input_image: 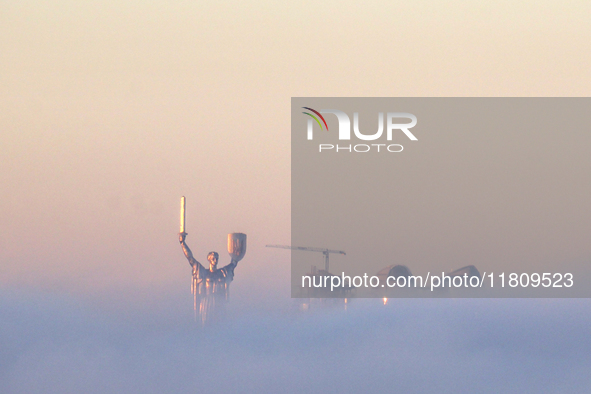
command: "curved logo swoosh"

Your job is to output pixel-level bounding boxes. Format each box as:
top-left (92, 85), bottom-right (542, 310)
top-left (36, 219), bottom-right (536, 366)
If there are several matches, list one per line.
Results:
top-left (302, 107), bottom-right (329, 131)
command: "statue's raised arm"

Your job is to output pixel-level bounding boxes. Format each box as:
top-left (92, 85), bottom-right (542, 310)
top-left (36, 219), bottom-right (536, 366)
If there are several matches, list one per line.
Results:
top-left (179, 233), bottom-right (205, 273)
top-left (217, 258), bottom-right (238, 280)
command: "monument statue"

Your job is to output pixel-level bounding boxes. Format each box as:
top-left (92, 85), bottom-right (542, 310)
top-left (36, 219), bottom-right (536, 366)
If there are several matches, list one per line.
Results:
top-left (178, 196), bottom-right (246, 325)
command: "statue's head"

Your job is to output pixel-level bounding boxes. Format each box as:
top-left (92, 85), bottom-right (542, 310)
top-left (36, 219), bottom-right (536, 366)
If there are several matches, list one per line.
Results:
top-left (207, 252), bottom-right (219, 271)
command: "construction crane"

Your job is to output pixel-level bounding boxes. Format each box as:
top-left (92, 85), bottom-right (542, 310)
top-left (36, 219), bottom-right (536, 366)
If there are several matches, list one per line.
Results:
top-left (266, 245), bottom-right (346, 273)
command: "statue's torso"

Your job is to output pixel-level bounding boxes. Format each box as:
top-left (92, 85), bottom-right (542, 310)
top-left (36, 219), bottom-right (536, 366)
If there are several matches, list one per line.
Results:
top-left (193, 264), bottom-right (235, 293)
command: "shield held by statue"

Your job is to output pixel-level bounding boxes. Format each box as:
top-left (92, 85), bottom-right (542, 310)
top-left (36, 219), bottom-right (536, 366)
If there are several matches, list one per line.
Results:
top-left (228, 233), bottom-right (247, 262)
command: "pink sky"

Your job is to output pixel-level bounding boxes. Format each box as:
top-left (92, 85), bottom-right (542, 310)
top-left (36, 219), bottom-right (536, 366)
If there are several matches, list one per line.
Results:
top-left (1, 0), bottom-right (590, 299)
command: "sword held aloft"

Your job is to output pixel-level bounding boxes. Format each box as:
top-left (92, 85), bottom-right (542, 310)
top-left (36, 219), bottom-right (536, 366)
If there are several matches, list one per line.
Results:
top-left (180, 196), bottom-right (186, 234)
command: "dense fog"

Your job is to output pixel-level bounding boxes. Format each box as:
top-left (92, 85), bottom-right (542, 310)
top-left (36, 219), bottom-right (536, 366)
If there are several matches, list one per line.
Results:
top-left (2, 286), bottom-right (589, 394)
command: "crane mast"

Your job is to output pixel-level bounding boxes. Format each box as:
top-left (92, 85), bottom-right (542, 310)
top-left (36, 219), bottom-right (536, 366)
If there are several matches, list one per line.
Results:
top-left (266, 244), bottom-right (346, 273)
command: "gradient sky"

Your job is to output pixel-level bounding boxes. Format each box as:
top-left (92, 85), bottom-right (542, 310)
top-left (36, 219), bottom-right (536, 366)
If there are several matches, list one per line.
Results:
top-left (1, 2), bottom-right (591, 391)
top-left (2, 0), bottom-right (590, 298)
